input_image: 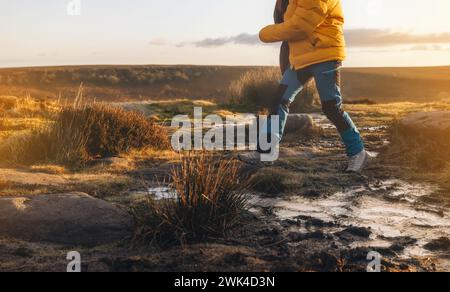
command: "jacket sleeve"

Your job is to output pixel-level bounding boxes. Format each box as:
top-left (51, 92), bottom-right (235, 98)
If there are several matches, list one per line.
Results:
top-left (260, 0), bottom-right (330, 43)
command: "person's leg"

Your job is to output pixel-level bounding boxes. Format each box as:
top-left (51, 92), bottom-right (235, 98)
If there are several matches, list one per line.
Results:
top-left (312, 61), bottom-right (364, 157)
top-left (242, 67), bottom-right (312, 162)
top-left (262, 67), bottom-right (311, 145)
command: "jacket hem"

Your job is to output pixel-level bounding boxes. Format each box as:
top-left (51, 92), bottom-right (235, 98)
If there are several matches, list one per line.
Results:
top-left (290, 47), bottom-right (346, 70)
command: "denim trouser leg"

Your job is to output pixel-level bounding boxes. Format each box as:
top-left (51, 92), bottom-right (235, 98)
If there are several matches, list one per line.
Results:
top-left (312, 61), bottom-right (364, 157)
top-left (262, 67), bottom-right (304, 143)
top-left (262, 61), bottom-right (364, 157)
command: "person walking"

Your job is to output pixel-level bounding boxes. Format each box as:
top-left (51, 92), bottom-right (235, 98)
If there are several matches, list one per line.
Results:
top-left (241, 0), bottom-right (370, 173)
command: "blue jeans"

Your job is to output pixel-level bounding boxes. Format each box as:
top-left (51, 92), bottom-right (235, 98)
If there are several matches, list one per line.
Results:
top-left (263, 61), bottom-right (364, 157)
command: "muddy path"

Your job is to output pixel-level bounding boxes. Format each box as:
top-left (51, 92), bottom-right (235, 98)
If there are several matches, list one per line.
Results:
top-left (0, 112), bottom-right (448, 272)
top-left (116, 114), bottom-right (448, 272)
top-left (244, 114), bottom-right (450, 271)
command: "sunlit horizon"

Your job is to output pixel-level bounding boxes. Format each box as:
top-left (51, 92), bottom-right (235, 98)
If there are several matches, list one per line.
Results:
top-left (2, 0), bottom-right (450, 68)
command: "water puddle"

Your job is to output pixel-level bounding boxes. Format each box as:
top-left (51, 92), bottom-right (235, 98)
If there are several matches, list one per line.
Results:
top-left (128, 187), bottom-right (178, 201)
top-left (366, 151), bottom-right (379, 158)
top-left (251, 179), bottom-right (450, 261)
top-left (147, 187), bottom-right (178, 200)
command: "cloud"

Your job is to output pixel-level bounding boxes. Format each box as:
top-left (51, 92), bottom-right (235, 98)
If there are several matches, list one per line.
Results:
top-left (349, 44), bottom-right (450, 54)
top-left (151, 29), bottom-right (450, 49)
top-left (345, 29), bottom-right (450, 47)
top-left (402, 44), bottom-right (450, 52)
top-left (191, 33), bottom-right (261, 48)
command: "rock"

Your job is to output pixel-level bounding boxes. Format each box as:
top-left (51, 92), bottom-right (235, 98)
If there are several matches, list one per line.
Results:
top-left (400, 111), bottom-right (450, 131)
top-left (424, 237), bottom-right (450, 252)
top-left (284, 114), bottom-right (316, 135)
top-left (0, 193), bottom-right (133, 247)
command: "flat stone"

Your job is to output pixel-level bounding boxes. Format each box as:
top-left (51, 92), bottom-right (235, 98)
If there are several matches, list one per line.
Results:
top-left (0, 193), bottom-right (133, 247)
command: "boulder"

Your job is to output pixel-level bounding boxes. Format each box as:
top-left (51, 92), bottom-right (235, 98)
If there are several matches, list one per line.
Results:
top-left (0, 193), bottom-right (133, 247)
top-left (284, 114), bottom-right (316, 135)
top-left (400, 111), bottom-right (450, 131)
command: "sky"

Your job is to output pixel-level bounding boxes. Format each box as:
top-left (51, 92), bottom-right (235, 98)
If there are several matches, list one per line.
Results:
top-left (1, 0), bottom-right (450, 68)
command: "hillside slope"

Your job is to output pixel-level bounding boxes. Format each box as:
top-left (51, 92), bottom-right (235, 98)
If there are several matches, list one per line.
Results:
top-left (1, 65), bottom-right (449, 103)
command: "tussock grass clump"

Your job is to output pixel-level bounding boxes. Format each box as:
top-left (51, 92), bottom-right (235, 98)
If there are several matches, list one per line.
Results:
top-left (228, 68), bottom-right (320, 112)
top-left (382, 121), bottom-right (450, 171)
top-left (250, 167), bottom-right (303, 195)
top-left (382, 120), bottom-right (450, 198)
top-left (0, 104), bottom-right (170, 167)
top-left (59, 104), bottom-right (170, 158)
top-left (134, 153), bottom-right (249, 245)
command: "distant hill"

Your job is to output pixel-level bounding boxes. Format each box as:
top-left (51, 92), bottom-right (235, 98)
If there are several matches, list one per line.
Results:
top-left (1, 65), bottom-right (449, 103)
top-left (342, 66), bottom-right (450, 102)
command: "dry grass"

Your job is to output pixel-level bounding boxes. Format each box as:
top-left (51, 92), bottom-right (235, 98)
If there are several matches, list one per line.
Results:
top-left (0, 95), bottom-right (59, 119)
top-left (0, 118), bottom-right (49, 132)
top-left (250, 167), bottom-right (304, 195)
top-left (133, 153), bottom-right (249, 245)
top-left (29, 165), bottom-right (67, 175)
top-left (228, 68), bottom-right (320, 112)
top-left (0, 96), bottom-right (18, 111)
top-left (0, 103), bottom-right (170, 167)
top-left (379, 117), bottom-right (450, 195)
top-left (0, 179), bottom-right (9, 191)
top-left (0, 95), bottom-right (59, 142)
top-left (382, 121), bottom-right (450, 171)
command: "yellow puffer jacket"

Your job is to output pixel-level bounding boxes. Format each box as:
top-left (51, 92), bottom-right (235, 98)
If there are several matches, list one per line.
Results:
top-left (260, 0), bottom-right (346, 70)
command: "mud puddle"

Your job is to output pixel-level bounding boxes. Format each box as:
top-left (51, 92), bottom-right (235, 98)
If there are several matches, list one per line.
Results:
top-left (250, 179), bottom-right (450, 265)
